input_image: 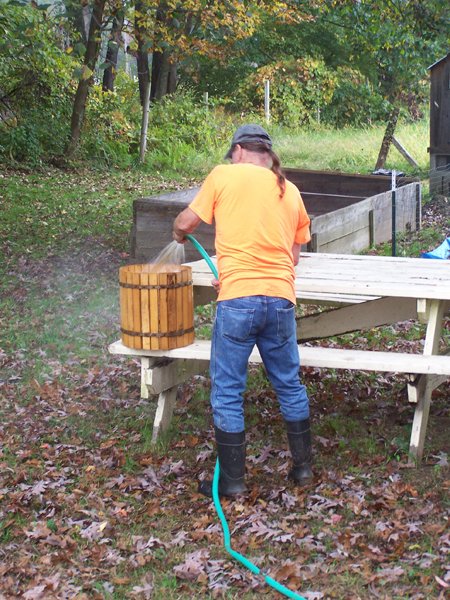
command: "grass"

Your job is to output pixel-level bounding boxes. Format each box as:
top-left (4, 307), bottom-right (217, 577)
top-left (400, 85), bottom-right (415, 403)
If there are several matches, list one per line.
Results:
top-left (0, 169), bottom-right (189, 258)
top-left (0, 119), bottom-right (448, 599)
top-left (274, 118), bottom-right (429, 176)
top-left (375, 224), bottom-right (447, 258)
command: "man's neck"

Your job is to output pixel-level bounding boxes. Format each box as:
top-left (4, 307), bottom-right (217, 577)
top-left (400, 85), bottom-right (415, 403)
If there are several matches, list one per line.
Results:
top-left (239, 150), bottom-right (270, 168)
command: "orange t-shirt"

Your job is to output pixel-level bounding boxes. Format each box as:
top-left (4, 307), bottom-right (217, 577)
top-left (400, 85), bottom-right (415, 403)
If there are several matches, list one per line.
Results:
top-left (189, 163), bottom-right (311, 303)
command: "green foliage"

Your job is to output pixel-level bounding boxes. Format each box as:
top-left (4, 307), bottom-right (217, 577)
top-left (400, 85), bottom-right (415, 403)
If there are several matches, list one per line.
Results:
top-left (321, 67), bottom-right (391, 128)
top-left (1, 0), bottom-right (445, 167)
top-left (184, 0), bottom-right (444, 128)
top-left (149, 89), bottom-right (232, 149)
top-left (0, 3), bottom-right (76, 164)
top-left (80, 85), bottom-right (236, 172)
top-left (80, 73), bottom-right (142, 168)
top-left (321, 0), bottom-right (449, 103)
top-left (235, 57), bottom-right (336, 126)
top-left (144, 89), bottom-right (234, 174)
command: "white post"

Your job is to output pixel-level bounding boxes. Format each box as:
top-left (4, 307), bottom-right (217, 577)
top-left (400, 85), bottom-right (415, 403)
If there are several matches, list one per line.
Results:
top-left (139, 79), bottom-right (151, 163)
top-left (264, 80), bottom-right (270, 123)
top-left (391, 169), bottom-right (397, 191)
top-left (203, 91), bottom-right (209, 109)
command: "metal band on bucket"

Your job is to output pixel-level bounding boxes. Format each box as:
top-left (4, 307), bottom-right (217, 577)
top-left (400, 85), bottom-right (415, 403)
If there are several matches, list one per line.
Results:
top-left (119, 280), bottom-right (192, 290)
top-left (120, 326), bottom-right (194, 339)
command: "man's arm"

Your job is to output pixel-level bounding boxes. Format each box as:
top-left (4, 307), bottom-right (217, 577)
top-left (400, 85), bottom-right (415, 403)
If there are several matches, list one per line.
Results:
top-left (173, 207), bottom-right (202, 243)
top-left (292, 242), bottom-right (301, 266)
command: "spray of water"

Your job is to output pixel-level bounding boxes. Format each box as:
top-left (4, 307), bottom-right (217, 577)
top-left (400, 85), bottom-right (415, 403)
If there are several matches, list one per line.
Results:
top-left (141, 240), bottom-right (186, 273)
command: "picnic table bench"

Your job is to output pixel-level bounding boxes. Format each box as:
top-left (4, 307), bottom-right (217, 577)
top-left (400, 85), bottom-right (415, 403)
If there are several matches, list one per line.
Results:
top-left (109, 253), bottom-right (450, 464)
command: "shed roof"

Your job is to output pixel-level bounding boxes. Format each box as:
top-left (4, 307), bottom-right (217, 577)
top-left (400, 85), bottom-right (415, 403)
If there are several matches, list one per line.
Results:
top-left (428, 53), bottom-right (450, 70)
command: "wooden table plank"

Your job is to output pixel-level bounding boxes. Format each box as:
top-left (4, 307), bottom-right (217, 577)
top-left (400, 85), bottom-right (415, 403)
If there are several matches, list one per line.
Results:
top-left (186, 254), bottom-right (450, 301)
top-left (109, 340), bottom-right (450, 376)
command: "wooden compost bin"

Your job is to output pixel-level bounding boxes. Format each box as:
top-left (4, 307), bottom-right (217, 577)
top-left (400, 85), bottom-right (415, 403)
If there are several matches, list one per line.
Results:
top-left (119, 263), bottom-right (194, 350)
top-left (130, 168), bottom-right (421, 262)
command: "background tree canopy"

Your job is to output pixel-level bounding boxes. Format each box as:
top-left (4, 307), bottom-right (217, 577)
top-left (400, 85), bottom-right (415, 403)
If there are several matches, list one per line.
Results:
top-left (0, 0), bottom-right (448, 166)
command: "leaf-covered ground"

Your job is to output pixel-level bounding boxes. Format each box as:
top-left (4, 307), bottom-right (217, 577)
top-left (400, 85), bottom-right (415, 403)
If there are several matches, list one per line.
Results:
top-left (0, 182), bottom-right (449, 599)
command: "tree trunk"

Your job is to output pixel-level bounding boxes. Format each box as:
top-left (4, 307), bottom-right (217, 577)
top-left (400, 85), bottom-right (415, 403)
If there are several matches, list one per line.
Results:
top-left (155, 53), bottom-right (170, 100)
top-left (65, 0), bottom-right (91, 45)
top-left (150, 50), bottom-right (163, 101)
top-left (149, 3), bottom-right (178, 102)
top-left (168, 60), bottom-right (177, 94)
top-left (66, 0), bottom-right (106, 158)
top-left (135, 0), bottom-right (150, 106)
top-left (374, 106), bottom-right (400, 170)
top-left (150, 50), bottom-right (177, 101)
top-left (102, 11), bottom-right (124, 92)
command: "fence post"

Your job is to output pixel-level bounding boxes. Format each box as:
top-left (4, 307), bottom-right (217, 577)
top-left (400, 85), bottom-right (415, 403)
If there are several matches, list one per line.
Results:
top-left (415, 182), bottom-right (421, 232)
top-left (391, 170), bottom-right (397, 256)
top-left (264, 80), bottom-right (270, 123)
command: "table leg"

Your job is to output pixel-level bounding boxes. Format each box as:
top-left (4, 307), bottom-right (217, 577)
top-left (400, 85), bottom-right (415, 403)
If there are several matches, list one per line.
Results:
top-left (407, 300), bottom-right (448, 463)
top-left (151, 386), bottom-right (178, 443)
top-left (138, 357), bottom-right (208, 443)
top-left (140, 357), bottom-right (178, 443)
top-left (140, 357), bottom-right (156, 399)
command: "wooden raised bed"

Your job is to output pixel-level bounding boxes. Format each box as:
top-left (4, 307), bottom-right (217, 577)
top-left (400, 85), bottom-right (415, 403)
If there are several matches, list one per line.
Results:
top-left (131, 168), bottom-right (421, 262)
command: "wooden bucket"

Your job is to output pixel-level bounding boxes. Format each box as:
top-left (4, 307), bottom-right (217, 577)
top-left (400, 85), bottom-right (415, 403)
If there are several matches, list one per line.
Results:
top-left (119, 264), bottom-right (195, 350)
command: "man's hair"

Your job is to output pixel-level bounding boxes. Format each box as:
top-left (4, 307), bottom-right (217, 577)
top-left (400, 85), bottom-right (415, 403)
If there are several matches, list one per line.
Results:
top-left (235, 141), bottom-right (286, 199)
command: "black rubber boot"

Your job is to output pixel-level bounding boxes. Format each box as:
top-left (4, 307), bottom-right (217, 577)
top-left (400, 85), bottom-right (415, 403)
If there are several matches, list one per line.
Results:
top-left (285, 418), bottom-right (313, 485)
top-left (198, 427), bottom-right (247, 498)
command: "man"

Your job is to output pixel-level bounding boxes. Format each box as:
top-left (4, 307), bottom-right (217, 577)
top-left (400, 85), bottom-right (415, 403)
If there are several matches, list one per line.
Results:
top-left (173, 124), bottom-right (313, 498)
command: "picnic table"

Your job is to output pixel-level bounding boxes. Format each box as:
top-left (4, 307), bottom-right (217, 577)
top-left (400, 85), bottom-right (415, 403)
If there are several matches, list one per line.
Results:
top-left (109, 253), bottom-right (450, 464)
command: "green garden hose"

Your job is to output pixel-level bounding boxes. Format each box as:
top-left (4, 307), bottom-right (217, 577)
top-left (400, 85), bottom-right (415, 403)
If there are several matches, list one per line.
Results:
top-left (185, 233), bottom-right (306, 600)
top-left (186, 233), bottom-right (219, 279)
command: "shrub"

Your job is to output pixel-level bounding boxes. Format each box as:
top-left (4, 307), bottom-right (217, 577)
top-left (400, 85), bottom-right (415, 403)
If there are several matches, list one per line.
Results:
top-left (320, 67), bottom-right (391, 127)
top-left (148, 89), bottom-right (233, 151)
top-left (142, 89), bottom-right (235, 174)
top-left (234, 57), bottom-right (336, 126)
top-left (0, 3), bottom-right (75, 165)
top-left (80, 73), bottom-right (142, 167)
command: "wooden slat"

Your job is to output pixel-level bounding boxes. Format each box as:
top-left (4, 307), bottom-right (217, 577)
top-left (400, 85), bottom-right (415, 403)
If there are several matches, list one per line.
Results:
top-left (177, 268), bottom-right (185, 346)
top-left (119, 267), bottom-right (131, 348)
top-left (297, 297), bottom-right (417, 341)
top-left (182, 267), bottom-right (194, 345)
top-left (149, 272), bottom-right (159, 350)
top-left (125, 268), bottom-right (136, 348)
top-left (131, 267), bottom-right (142, 349)
top-left (140, 271), bottom-right (151, 351)
top-left (108, 340), bottom-right (450, 376)
top-left (189, 254), bottom-right (450, 300)
top-left (158, 271), bottom-right (169, 351)
top-left (167, 272), bottom-right (178, 350)
top-left (188, 273), bottom-right (450, 301)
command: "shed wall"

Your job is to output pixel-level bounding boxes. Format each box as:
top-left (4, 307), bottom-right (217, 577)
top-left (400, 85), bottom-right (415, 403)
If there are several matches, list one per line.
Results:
top-left (430, 56), bottom-right (450, 153)
top-left (429, 54), bottom-right (450, 193)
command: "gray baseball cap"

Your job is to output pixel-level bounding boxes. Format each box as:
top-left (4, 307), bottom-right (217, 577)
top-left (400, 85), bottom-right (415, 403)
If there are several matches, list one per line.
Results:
top-left (224, 124), bottom-right (273, 159)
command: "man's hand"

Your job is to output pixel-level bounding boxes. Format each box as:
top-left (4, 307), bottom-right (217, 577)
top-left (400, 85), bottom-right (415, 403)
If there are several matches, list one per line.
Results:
top-left (172, 230), bottom-right (186, 244)
top-left (211, 278), bottom-right (220, 293)
top-left (173, 208), bottom-right (202, 244)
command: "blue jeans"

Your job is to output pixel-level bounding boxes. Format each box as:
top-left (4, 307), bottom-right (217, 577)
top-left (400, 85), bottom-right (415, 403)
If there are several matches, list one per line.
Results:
top-left (210, 296), bottom-right (310, 433)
